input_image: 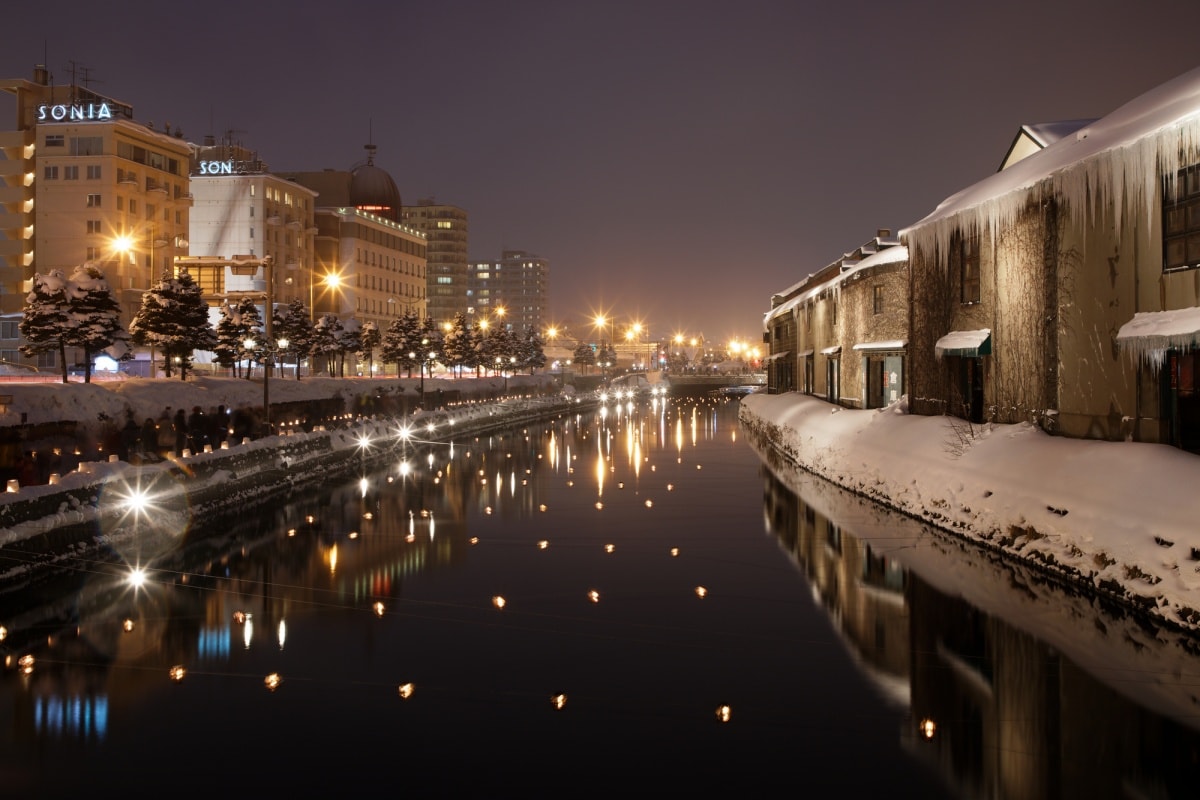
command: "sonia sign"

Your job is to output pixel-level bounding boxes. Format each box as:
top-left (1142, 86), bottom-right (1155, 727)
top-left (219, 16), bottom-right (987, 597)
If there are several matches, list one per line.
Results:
top-left (37, 102), bottom-right (113, 122)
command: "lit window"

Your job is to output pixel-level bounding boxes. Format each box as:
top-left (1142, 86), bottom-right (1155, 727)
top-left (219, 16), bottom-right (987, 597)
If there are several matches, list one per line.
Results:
top-left (873, 285), bottom-right (884, 315)
top-left (86, 193), bottom-right (101, 208)
top-left (953, 231), bottom-right (981, 304)
top-left (1164, 164), bottom-right (1200, 272)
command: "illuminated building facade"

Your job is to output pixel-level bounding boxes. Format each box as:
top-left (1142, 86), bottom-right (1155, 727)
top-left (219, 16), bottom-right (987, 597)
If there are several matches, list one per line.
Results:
top-left (0, 65), bottom-right (192, 371)
top-left (187, 136), bottom-right (318, 311)
top-left (285, 145), bottom-right (427, 335)
top-left (468, 249), bottom-right (547, 333)
top-left (401, 198), bottom-right (468, 325)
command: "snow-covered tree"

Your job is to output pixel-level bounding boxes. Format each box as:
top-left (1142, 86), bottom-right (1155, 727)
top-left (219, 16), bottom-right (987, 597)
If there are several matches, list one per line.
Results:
top-left (359, 320), bottom-right (381, 376)
top-left (63, 264), bottom-right (127, 383)
top-left (337, 317), bottom-right (362, 377)
top-left (273, 299), bottom-right (314, 380)
top-left (382, 309), bottom-right (423, 377)
top-left (311, 314), bottom-right (343, 376)
top-left (213, 298), bottom-right (261, 378)
top-left (518, 325), bottom-right (547, 374)
top-left (439, 312), bottom-right (473, 377)
top-left (129, 268), bottom-right (216, 379)
top-left (418, 315), bottom-right (444, 380)
top-left (573, 341), bottom-right (596, 374)
top-left (19, 270), bottom-right (72, 383)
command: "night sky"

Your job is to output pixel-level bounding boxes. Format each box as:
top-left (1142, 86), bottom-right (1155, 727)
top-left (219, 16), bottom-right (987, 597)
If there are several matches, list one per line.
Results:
top-left (7, 1), bottom-right (1200, 345)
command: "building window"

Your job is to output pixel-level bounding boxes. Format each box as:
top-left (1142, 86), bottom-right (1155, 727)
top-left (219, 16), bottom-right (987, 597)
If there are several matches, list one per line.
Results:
top-left (1, 321), bottom-right (19, 339)
top-left (36, 351), bottom-right (57, 369)
top-left (1164, 164), bottom-right (1200, 272)
top-left (87, 165), bottom-right (101, 180)
top-left (86, 246), bottom-right (99, 260)
top-left (954, 231), bottom-right (981, 303)
top-left (86, 219), bottom-right (102, 234)
top-left (873, 285), bottom-right (884, 315)
top-left (70, 136), bottom-right (103, 156)
top-left (64, 165), bottom-right (79, 180)
top-left (43, 165), bottom-right (58, 179)
top-left (86, 193), bottom-right (101, 208)
top-left (44, 134), bottom-right (64, 147)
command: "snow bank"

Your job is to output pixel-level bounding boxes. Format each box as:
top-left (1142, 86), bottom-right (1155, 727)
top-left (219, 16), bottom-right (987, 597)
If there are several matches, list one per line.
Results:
top-left (740, 392), bottom-right (1200, 630)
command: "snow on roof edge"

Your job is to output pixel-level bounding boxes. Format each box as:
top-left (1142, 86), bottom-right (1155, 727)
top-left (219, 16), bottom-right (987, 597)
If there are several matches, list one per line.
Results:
top-left (902, 65), bottom-right (1200, 262)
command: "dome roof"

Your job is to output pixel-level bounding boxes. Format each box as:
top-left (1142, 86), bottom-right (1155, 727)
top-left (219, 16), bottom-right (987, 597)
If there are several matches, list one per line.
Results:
top-left (349, 144), bottom-right (401, 222)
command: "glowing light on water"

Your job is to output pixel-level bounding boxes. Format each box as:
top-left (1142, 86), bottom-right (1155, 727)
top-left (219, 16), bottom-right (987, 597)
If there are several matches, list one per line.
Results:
top-left (604, 544), bottom-right (615, 553)
top-left (645, 499), bottom-right (653, 508)
top-left (359, 478), bottom-right (369, 497)
top-left (128, 567), bottom-right (148, 590)
top-left (588, 590), bottom-right (600, 603)
top-left (244, 617), bottom-right (254, 649)
top-left (19, 654), bottom-right (34, 674)
top-left (537, 540), bottom-right (549, 550)
top-left (695, 586), bottom-right (708, 598)
top-left (670, 548), bottom-right (680, 557)
top-left (920, 719), bottom-right (937, 739)
top-left (373, 602), bottom-right (385, 617)
top-left (0, 626), bottom-right (6, 642)
top-left (169, 665), bottom-right (186, 682)
top-left (398, 683), bottom-right (415, 699)
top-left (264, 673), bottom-right (282, 691)
top-left (122, 619), bottom-right (135, 633)
top-left (551, 694), bottom-right (567, 710)
top-left (492, 595), bottom-right (506, 609)
top-left (716, 705), bottom-right (731, 723)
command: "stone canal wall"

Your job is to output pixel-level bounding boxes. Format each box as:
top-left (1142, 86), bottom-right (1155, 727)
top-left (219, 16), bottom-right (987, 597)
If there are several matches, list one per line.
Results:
top-left (0, 395), bottom-right (598, 567)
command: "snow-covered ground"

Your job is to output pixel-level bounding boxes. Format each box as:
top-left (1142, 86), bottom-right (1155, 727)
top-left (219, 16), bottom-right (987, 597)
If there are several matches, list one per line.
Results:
top-left (739, 392), bottom-right (1200, 631)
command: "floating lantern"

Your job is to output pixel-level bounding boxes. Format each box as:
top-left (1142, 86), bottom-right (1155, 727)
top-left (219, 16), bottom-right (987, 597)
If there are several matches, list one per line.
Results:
top-left (122, 618), bottom-right (135, 633)
top-left (537, 540), bottom-right (549, 550)
top-left (920, 719), bottom-right (937, 739)
top-left (493, 595), bottom-right (506, 609)
top-left (398, 683), bottom-right (415, 699)
top-left (645, 500), bottom-right (653, 508)
top-left (695, 586), bottom-right (708, 598)
top-left (551, 694), bottom-right (567, 710)
top-left (169, 665), bottom-right (186, 682)
top-left (670, 548), bottom-right (680, 557)
top-left (19, 654), bottom-right (34, 675)
top-left (716, 705), bottom-right (731, 723)
top-left (588, 590), bottom-right (600, 603)
top-left (604, 544), bottom-right (615, 553)
top-left (373, 602), bottom-right (385, 617)
top-left (264, 673), bottom-right (282, 691)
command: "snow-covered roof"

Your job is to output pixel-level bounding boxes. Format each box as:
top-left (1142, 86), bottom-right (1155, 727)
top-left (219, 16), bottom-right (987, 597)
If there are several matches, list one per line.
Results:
top-left (763, 245), bottom-right (909, 324)
top-left (904, 65), bottom-right (1200, 259)
top-left (1115, 305), bottom-right (1200, 367)
top-left (852, 340), bottom-right (907, 351)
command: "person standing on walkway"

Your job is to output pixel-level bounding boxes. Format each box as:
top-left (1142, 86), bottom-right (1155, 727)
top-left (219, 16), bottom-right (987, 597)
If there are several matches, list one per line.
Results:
top-left (173, 408), bottom-right (188, 456)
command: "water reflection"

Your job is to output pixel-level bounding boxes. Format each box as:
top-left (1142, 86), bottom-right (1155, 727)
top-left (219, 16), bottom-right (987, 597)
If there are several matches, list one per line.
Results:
top-left (755, 437), bottom-right (1200, 799)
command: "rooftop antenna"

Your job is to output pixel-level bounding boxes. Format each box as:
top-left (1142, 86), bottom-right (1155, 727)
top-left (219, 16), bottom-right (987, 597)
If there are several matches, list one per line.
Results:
top-left (365, 119), bottom-right (376, 165)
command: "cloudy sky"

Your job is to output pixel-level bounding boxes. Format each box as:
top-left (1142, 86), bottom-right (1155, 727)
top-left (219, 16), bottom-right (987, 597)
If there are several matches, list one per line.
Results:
top-left (6, 0), bottom-right (1200, 345)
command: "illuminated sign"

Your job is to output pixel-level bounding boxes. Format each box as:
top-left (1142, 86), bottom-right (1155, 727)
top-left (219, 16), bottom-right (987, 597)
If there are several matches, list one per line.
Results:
top-left (37, 102), bottom-right (113, 122)
top-left (198, 161), bottom-right (234, 175)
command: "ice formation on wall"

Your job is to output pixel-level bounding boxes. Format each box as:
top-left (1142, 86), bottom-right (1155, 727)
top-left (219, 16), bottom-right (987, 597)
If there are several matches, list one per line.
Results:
top-left (903, 65), bottom-right (1200, 265)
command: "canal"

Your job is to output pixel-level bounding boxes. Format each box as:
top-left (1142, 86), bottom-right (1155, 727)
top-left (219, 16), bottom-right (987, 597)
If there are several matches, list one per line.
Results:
top-left (0, 395), bottom-right (1195, 797)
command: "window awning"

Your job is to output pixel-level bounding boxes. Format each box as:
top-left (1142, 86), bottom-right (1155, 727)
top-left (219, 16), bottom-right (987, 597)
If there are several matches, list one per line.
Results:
top-left (934, 329), bottom-right (991, 358)
top-left (853, 339), bottom-right (907, 352)
top-left (765, 351), bottom-right (791, 362)
top-left (820, 346), bottom-right (841, 356)
top-left (1116, 306), bottom-right (1200, 367)
top-left (796, 349), bottom-right (814, 358)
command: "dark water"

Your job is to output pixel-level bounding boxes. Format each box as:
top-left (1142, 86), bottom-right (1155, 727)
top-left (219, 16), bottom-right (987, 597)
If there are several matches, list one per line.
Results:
top-left (1, 396), bottom-right (1196, 797)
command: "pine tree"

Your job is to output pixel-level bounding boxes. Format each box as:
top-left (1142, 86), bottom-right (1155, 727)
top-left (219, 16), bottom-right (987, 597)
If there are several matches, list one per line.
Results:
top-left (20, 270), bottom-right (72, 383)
top-left (311, 314), bottom-right (343, 376)
top-left (573, 341), bottom-right (596, 375)
top-left (439, 312), bottom-right (473, 377)
top-left (418, 315), bottom-right (444, 381)
top-left (213, 301), bottom-right (256, 378)
top-left (359, 321), bottom-right (381, 376)
top-left (381, 309), bottom-right (422, 377)
top-left (519, 325), bottom-right (547, 374)
top-left (272, 299), bottom-right (314, 380)
top-left (64, 265), bottom-right (126, 383)
top-left (338, 318), bottom-right (362, 377)
top-left (129, 268), bottom-right (217, 379)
